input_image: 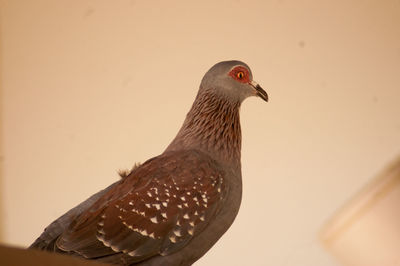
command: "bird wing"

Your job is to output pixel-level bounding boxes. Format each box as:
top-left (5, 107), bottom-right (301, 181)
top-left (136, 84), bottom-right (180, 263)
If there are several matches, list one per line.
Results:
top-left (30, 162), bottom-right (143, 250)
top-left (55, 149), bottom-right (227, 264)
top-left (29, 181), bottom-right (120, 251)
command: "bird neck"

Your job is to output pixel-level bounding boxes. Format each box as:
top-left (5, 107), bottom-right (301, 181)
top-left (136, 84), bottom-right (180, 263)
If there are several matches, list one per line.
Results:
top-left (165, 88), bottom-right (242, 168)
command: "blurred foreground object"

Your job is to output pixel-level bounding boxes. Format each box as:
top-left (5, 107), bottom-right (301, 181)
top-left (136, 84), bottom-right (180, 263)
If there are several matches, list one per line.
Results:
top-left (320, 155), bottom-right (400, 266)
top-left (0, 244), bottom-right (108, 266)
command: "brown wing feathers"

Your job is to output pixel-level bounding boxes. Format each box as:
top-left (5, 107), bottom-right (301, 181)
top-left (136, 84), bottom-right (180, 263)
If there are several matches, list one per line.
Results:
top-left (55, 150), bottom-right (226, 264)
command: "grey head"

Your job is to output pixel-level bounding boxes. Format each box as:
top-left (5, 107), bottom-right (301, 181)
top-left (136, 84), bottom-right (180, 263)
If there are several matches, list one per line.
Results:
top-left (200, 60), bottom-right (268, 103)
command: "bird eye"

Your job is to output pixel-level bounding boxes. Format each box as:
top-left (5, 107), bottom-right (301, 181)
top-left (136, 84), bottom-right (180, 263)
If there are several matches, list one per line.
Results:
top-left (229, 66), bottom-right (250, 83)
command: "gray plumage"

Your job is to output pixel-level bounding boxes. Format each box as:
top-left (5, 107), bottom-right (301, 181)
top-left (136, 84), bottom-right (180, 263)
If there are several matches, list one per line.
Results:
top-left (30, 60), bottom-right (268, 265)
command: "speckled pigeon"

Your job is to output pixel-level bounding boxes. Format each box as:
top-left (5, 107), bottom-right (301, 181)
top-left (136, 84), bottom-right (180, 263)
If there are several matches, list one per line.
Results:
top-left (30, 60), bottom-right (268, 265)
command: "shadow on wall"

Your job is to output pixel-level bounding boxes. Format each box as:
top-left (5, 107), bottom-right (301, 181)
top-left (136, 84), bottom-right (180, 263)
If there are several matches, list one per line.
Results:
top-left (320, 155), bottom-right (400, 266)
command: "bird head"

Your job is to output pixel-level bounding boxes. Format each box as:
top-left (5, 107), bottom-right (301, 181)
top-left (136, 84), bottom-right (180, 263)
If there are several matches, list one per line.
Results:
top-left (200, 60), bottom-right (268, 103)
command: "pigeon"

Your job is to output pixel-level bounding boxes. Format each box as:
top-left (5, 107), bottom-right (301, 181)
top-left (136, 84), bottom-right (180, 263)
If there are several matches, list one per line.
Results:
top-left (30, 60), bottom-right (268, 265)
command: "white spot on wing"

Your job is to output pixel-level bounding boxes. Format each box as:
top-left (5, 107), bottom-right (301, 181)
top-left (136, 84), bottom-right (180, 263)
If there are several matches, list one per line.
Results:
top-left (150, 216), bottom-right (158, 223)
top-left (111, 245), bottom-right (120, 252)
top-left (140, 229), bottom-right (148, 236)
top-left (128, 250), bottom-right (137, 256)
top-left (96, 234), bottom-right (105, 241)
top-left (173, 228), bottom-right (182, 237)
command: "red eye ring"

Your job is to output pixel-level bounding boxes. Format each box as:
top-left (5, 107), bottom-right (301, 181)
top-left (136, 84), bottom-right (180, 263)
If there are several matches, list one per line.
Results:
top-left (229, 66), bottom-right (250, 83)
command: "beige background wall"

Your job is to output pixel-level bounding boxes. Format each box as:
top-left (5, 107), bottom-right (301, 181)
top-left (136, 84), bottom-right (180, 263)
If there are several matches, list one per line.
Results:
top-left (1, 0), bottom-right (400, 265)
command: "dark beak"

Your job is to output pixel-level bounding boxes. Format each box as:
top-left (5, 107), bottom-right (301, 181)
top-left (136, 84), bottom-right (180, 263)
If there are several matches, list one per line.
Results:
top-left (250, 81), bottom-right (268, 102)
